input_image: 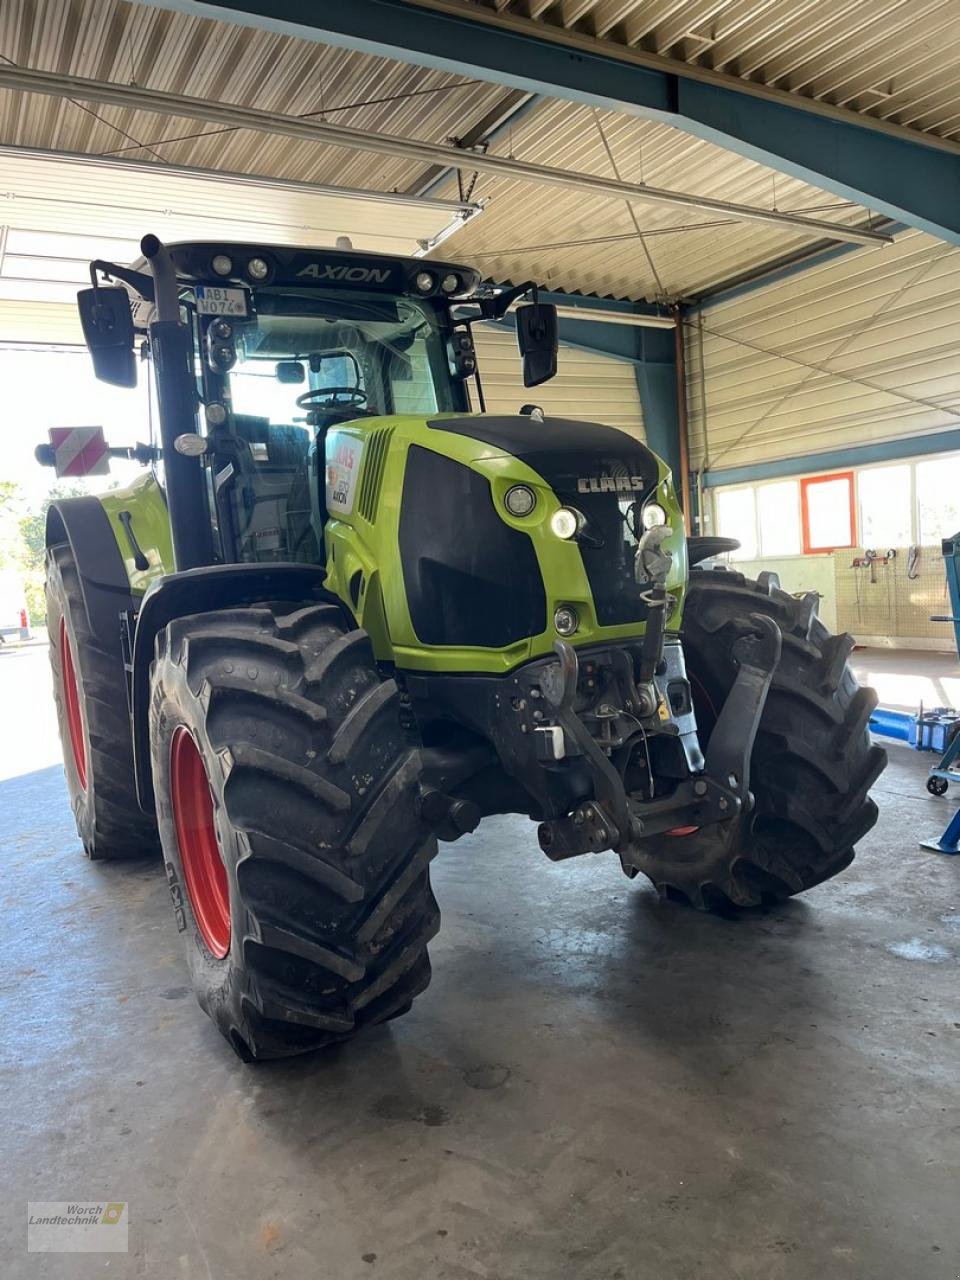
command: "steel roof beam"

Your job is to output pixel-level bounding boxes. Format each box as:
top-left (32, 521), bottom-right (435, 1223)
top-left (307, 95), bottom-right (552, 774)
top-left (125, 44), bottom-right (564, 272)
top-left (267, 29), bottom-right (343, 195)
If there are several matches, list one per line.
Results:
top-left (403, 87), bottom-right (538, 198)
top-left (139, 0), bottom-right (960, 246)
top-left (0, 65), bottom-right (891, 247)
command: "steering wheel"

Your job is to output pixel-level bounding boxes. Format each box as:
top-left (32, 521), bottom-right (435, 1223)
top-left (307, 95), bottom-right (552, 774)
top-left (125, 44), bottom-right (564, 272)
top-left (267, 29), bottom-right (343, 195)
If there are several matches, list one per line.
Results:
top-left (296, 387), bottom-right (368, 413)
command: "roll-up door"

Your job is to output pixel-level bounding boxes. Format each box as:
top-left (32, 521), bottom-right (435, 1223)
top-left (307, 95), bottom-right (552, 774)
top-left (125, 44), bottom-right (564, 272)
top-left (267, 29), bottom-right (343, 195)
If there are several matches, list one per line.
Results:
top-left (0, 301), bottom-right (82, 346)
top-left (471, 325), bottom-right (645, 441)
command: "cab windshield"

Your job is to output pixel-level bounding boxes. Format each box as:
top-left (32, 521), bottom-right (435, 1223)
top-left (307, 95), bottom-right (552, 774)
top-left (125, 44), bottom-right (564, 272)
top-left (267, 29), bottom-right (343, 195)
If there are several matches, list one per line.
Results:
top-left (224, 287), bottom-right (459, 424)
top-left (191, 287), bottom-right (462, 568)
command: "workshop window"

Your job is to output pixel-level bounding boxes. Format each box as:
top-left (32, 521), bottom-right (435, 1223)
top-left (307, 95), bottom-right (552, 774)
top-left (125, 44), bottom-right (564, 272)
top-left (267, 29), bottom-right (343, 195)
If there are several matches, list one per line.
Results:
top-left (756, 480), bottom-right (801, 556)
top-left (857, 464), bottom-right (912, 549)
top-left (801, 472), bottom-right (856, 553)
top-left (917, 455), bottom-right (960, 544)
top-left (714, 486), bottom-right (757, 560)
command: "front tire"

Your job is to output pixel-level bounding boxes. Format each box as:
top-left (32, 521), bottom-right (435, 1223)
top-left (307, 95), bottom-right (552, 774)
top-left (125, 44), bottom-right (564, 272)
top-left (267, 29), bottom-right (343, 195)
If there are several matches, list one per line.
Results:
top-left (624, 568), bottom-right (886, 911)
top-left (149, 602), bottom-right (439, 1061)
top-left (46, 543), bottom-right (159, 860)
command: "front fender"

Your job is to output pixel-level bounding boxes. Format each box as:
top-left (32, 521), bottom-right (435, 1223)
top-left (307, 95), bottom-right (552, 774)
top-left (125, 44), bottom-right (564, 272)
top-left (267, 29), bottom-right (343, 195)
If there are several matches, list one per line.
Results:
top-left (130, 563), bottom-right (350, 812)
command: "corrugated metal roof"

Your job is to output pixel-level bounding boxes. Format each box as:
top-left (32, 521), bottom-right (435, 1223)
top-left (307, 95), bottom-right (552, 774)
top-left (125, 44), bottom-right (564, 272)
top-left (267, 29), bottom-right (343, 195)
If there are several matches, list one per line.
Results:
top-left (472, 0), bottom-right (960, 141)
top-left (428, 94), bottom-right (872, 300)
top-left (0, 0), bottom-right (908, 301)
top-left (686, 228), bottom-right (960, 473)
top-left (0, 0), bottom-right (519, 192)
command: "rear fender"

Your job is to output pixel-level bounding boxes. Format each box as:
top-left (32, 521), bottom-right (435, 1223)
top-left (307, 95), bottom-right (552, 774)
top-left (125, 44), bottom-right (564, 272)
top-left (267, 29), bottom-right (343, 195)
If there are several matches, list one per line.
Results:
top-left (130, 563), bottom-right (351, 812)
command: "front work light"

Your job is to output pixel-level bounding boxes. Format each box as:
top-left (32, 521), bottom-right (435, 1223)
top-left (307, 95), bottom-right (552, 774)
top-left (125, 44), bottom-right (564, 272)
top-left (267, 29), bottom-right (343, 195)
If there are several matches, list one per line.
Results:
top-left (554, 605), bottom-right (579, 636)
top-left (211, 254), bottom-right (233, 277)
top-left (642, 502), bottom-right (668, 529)
top-left (550, 507), bottom-right (581, 540)
top-left (504, 485), bottom-right (536, 517)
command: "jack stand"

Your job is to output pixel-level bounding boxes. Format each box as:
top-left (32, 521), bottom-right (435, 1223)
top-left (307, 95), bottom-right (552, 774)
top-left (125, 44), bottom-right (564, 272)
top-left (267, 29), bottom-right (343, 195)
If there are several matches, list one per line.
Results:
top-left (919, 805), bottom-right (960, 855)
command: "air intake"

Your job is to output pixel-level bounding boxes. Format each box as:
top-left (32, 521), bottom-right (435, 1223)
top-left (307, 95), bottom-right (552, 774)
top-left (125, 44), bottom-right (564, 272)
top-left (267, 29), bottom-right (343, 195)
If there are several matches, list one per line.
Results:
top-left (356, 427), bottom-right (394, 524)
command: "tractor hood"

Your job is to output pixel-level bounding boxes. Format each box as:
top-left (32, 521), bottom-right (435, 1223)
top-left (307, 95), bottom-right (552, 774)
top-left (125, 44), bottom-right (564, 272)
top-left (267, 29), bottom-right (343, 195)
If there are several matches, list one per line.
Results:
top-left (426, 414), bottom-right (662, 500)
top-left (426, 413), bottom-right (682, 630)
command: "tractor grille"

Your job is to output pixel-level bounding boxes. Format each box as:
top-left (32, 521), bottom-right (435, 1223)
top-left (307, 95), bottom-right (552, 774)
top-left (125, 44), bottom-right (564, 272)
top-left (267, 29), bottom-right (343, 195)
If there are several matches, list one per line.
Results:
top-left (356, 427), bottom-right (394, 524)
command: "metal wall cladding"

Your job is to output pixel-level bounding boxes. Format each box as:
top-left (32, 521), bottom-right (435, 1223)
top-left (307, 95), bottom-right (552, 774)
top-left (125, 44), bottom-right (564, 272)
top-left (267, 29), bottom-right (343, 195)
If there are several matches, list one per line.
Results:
top-left (478, 0), bottom-right (960, 141)
top-left (470, 324), bottom-right (645, 440)
top-left (686, 229), bottom-right (960, 473)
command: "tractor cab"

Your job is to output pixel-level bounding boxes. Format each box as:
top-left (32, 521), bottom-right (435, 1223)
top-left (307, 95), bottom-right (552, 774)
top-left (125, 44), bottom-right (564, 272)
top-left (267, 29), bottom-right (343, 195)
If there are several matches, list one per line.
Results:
top-left (76, 237), bottom-right (558, 574)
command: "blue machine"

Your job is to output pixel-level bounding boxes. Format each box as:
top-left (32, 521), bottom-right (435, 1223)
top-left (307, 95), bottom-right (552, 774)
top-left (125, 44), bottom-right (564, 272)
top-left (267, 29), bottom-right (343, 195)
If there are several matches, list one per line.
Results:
top-left (920, 805), bottom-right (960, 855)
top-left (924, 721), bottom-right (960, 796)
top-left (930, 529), bottom-right (960, 660)
top-left (868, 704), bottom-right (960, 797)
top-left (872, 533), bottom-right (960, 817)
top-left (869, 705), bottom-right (960, 754)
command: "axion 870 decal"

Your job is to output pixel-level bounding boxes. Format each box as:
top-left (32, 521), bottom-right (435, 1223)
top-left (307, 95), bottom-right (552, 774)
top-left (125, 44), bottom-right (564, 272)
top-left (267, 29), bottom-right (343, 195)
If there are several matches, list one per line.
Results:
top-left (324, 431), bottom-right (364, 516)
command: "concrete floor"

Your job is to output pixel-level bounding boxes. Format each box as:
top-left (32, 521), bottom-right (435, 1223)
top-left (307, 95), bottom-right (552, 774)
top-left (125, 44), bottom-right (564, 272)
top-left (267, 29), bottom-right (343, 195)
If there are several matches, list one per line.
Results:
top-left (1, 644), bottom-right (958, 1279)
top-left (850, 646), bottom-right (960, 714)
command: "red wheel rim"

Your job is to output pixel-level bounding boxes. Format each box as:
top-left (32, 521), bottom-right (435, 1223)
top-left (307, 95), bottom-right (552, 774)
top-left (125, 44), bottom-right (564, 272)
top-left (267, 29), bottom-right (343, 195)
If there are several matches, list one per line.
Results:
top-left (170, 727), bottom-right (231, 959)
top-left (59, 617), bottom-right (88, 792)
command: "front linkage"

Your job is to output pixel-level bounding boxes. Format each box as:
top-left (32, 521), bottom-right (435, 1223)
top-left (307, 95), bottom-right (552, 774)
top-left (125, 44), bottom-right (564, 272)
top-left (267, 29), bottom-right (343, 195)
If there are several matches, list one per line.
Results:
top-left (412, 527), bottom-right (784, 868)
top-left (535, 612), bottom-right (781, 859)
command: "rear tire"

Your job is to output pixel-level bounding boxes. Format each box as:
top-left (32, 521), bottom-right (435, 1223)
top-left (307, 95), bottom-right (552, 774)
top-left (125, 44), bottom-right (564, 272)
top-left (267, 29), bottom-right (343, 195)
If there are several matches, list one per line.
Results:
top-left (624, 568), bottom-right (886, 911)
top-left (45, 543), bottom-right (158, 860)
top-left (149, 602), bottom-right (439, 1061)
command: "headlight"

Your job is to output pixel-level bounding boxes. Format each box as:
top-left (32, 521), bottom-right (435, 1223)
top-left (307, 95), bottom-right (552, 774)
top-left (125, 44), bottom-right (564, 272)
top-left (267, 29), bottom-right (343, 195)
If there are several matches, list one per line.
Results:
top-left (209, 344), bottom-right (236, 371)
top-left (211, 254), bottom-right (233, 277)
top-left (504, 485), bottom-right (536, 517)
top-left (440, 272), bottom-right (460, 294)
top-left (209, 318), bottom-right (233, 340)
top-left (554, 605), bottom-right (579, 636)
top-left (414, 271), bottom-right (434, 294)
top-left (247, 256), bottom-right (269, 281)
top-left (205, 402), bottom-right (228, 426)
top-left (174, 433), bottom-right (209, 456)
top-left (642, 502), bottom-right (668, 529)
top-left (550, 507), bottom-right (581, 540)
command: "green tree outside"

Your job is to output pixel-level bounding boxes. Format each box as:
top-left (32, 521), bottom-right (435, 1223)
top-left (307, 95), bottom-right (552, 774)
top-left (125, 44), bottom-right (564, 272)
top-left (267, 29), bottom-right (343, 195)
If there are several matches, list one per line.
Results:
top-left (0, 481), bottom-right (89, 628)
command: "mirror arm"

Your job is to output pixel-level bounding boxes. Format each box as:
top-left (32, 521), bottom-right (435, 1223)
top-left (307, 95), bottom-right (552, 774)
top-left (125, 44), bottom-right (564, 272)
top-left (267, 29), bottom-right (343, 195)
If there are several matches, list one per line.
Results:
top-left (480, 279), bottom-right (539, 321)
top-left (464, 317), bottom-right (487, 413)
top-left (89, 260), bottom-right (155, 303)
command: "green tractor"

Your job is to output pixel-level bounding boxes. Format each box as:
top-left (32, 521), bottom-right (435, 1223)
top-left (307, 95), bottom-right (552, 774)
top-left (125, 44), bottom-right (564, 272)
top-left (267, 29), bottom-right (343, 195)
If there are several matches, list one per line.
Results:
top-left (40, 235), bottom-right (884, 1060)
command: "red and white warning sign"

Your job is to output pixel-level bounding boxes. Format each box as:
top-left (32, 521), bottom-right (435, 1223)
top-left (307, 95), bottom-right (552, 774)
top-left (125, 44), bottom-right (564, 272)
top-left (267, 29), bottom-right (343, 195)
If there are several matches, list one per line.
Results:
top-left (48, 427), bottom-right (110, 478)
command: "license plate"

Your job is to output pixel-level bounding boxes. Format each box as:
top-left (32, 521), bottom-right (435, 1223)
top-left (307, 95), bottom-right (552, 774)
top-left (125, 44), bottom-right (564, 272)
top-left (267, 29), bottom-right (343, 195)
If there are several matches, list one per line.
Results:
top-left (195, 286), bottom-right (249, 316)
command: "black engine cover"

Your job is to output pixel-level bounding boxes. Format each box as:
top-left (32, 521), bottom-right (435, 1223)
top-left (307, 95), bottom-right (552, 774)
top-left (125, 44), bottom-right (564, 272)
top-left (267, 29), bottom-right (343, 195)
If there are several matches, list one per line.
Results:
top-left (429, 415), bottom-right (663, 628)
top-left (399, 445), bottom-right (546, 648)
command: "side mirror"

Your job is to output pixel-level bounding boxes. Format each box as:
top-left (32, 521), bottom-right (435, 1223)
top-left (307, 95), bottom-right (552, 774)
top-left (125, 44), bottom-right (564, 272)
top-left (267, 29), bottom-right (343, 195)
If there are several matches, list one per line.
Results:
top-left (276, 360), bottom-right (305, 384)
top-left (77, 287), bottom-right (137, 388)
top-left (516, 303), bottom-right (558, 388)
